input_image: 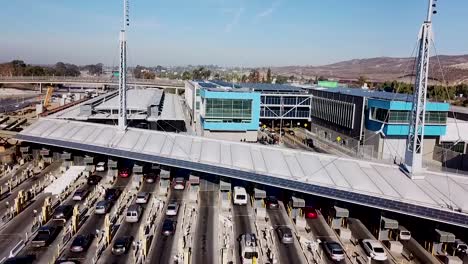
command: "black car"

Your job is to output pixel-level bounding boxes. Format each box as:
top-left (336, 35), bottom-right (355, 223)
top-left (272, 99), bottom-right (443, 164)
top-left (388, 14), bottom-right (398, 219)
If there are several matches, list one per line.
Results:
top-left (161, 219), bottom-right (176, 236)
top-left (4, 255), bottom-right (36, 264)
top-left (32, 225), bottom-right (62, 247)
top-left (53, 205), bottom-right (73, 220)
top-left (265, 196), bottom-right (279, 209)
top-left (105, 188), bottom-right (122, 202)
top-left (111, 236), bottom-right (133, 255)
top-left (87, 175), bottom-right (102, 185)
top-left (144, 172), bottom-right (158, 183)
top-left (70, 234), bottom-right (93, 253)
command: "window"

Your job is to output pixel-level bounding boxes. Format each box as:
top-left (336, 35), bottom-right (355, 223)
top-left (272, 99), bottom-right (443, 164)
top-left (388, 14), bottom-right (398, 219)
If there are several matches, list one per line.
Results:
top-left (311, 97), bottom-right (355, 129)
top-left (196, 101), bottom-right (200, 110)
top-left (204, 98), bottom-right (252, 123)
top-left (196, 89), bottom-right (200, 96)
top-left (371, 108), bottom-right (447, 124)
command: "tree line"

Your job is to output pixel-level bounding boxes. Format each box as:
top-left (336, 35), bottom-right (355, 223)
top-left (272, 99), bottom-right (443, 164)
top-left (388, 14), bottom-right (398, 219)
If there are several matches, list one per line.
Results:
top-left (0, 60), bottom-right (104, 77)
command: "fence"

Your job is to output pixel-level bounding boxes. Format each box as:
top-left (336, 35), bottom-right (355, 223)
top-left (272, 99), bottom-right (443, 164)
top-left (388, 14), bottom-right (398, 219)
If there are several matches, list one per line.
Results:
top-left (432, 145), bottom-right (468, 173)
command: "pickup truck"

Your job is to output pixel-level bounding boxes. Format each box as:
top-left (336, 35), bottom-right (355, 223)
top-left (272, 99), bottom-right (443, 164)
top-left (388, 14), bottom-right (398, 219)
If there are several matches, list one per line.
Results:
top-left (32, 226), bottom-right (62, 247)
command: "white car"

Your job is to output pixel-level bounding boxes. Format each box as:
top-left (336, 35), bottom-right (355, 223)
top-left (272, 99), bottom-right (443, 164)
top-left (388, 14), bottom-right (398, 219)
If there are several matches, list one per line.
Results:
top-left (362, 239), bottom-right (388, 261)
top-left (166, 202), bottom-right (179, 216)
top-left (96, 162), bottom-right (106, 172)
top-left (173, 177), bottom-right (185, 190)
top-left (135, 192), bottom-right (150, 204)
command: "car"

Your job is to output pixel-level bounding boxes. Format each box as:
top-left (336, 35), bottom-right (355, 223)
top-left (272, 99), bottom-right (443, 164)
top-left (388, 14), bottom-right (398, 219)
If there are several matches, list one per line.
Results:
top-left (111, 236), bottom-right (133, 255)
top-left (166, 202), bottom-right (179, 216)
top-left (323, 241), bottom-right (345, 261)
top-left (32, 225), bottom-right (62, 247)
top-left (276, 226), bottom-right (294, 244)
top-left (95, 200), bottom-right (112, 215)
top-left (173, 177), bottom-right (185, 190)
top-left (4, 255), bottom-right (36, 264)
top-left (135, 192), bottom-right (150, 204)
top-left (161, 219), bottom-right (176, 236)
top-left (53, 205), bottom-right (73, 220)
top-left (105, 188), bottom-right (122, 201)
top-left (87, 175), bottom-right (102, 185)
top-left (265, 196), bottom-right (279, 209)
top-left (288, 130), bottom-right (295, 136)
top-left (303, 206), bottom-right (318, 219)
top-left (55, 260), bottom-right (80, 264)
top-left (361, 239), bottom-right (388, 261)
top-left (118, 168), bottom-right (130, 178)
top-left (144, 172), bottom-right (158, 183)
top-left (95, 162), bottom-right (106, 172)
top-left (72, 188), bottom-right (89, 201)
top-left (69, 234), bottom-right (93, 253)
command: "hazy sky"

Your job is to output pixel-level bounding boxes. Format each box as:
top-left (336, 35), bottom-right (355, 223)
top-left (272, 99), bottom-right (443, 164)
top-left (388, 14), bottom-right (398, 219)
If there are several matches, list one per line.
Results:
top-left (1, 0), bottom-right (467, 67)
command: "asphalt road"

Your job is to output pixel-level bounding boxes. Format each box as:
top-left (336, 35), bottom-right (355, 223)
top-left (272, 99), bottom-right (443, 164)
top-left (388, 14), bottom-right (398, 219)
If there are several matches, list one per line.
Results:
top-left (233, 202), bottom-right (252, 264)
top-left (58, 171), bottom-right (126, 263)
top-left (147, 188), bottom-right (185, 264)
top-left (99, 181), bottom-right (156, 264)
top-left (0, 162), bottom-right (61, 218)
top-left (306, 212), bottom-right (351, 264)
top-left (348, 218), bottom-right (392, 264)
top-left (267, 206), bottom-right (305, 264)
top-left (192, 181), bottom-right (217, 264)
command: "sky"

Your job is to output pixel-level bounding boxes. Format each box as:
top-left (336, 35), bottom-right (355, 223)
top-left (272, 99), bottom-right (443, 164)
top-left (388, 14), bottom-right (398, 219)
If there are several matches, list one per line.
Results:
top-left (1, 0), bottom-right (467, 67)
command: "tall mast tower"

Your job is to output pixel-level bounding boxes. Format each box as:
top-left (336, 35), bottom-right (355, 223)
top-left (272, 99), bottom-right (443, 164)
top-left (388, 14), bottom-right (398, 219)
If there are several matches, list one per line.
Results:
top-left (403, 0), bottom-right (437, 178)
top-left (118, 0), bottom-right (130, 130)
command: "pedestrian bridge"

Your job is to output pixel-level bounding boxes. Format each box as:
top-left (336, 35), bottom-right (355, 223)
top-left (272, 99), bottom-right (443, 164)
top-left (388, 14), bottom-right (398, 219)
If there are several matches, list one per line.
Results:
top-left (16, 118), bottom-right (468, 228)
top-left (0, 76), bottom-right (184, 89)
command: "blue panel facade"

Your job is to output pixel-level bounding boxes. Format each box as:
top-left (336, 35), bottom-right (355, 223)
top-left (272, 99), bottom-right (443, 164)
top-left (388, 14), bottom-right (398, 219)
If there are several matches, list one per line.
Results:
top-left (200, 89), bottom-right (261, 131)
top-left (366, 98), bottom-right (449, 136)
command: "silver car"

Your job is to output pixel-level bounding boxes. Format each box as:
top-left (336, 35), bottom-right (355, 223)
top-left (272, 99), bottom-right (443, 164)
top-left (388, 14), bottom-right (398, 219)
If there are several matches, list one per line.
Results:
top-left (95, 200), bottom-right (111, 215)
top-left (135, 192), bottom-right (150, 204)
top-left (276, 226), bottom-right (294, 244)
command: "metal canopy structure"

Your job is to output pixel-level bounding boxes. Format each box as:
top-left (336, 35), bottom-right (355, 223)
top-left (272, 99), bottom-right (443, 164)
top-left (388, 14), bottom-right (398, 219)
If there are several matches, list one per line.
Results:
top-left (16, 118), bottom-right (468, 227)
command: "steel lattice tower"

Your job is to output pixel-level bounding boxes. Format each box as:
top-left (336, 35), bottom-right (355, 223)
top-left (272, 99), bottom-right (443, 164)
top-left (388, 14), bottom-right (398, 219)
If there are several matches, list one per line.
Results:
top-left (118, 0), bottom-right (130, 130)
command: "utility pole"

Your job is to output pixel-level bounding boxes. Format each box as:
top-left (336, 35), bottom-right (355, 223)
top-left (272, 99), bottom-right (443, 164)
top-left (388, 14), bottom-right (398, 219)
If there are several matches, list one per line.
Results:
top-left (118, 0), bottom-right (130, 130)
top-left (403, 0), bottom-right (437, 178)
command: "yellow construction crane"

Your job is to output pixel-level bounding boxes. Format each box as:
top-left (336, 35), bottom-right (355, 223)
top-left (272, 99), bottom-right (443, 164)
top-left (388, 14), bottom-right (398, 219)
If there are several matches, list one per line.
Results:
top-left (43, 86), bottom-right (54, 108)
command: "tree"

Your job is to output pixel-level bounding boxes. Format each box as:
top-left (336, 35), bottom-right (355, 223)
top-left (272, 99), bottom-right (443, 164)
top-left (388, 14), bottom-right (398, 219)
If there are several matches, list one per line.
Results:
top-left (182, 71), bottom-right (192, 80)
top-left (241, 74), bottom-right (248, 83)
top-left (266, 68), bottom-right (272, 83)
top-left (275, 75), bottom-right (288, 84)
top-left (248, 69), bottom-right (261, 83)
top-left (357, 75), bottom-right (368, 87)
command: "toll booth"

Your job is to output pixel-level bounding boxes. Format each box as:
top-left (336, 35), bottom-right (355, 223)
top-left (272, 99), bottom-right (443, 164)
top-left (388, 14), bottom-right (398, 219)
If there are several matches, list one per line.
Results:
top-left (219, 180), bottom-right (231, 210)
top-left (132, 165), bottom-right (144, 190)
top-left (379, 217), bottom-right (403, 253)
top-left (159, 169), bottom-right (170, 196)
top-left (19, 146), bottom-right (30, 162)
top-left (39, 148), bottom-right (52, 164)
top-left (188, 174), bottom-right (199, 203)
top-left (432, 229), bottom-right (456, 256)
top-left (60, 152), bottom-right (72, 173)
top-left (378, 217), bottom-right (399, 240)
top-left (288, 196), bottom-right (305, 219)
top-left (253, 188), bottom-right (266, 219)
top-left (329, 206), bottom-right (351, 240)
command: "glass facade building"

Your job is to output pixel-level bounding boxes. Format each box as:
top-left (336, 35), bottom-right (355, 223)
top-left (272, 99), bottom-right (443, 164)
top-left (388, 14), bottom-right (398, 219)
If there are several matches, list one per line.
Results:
top-left (205, 98), bottom-right (252, 123)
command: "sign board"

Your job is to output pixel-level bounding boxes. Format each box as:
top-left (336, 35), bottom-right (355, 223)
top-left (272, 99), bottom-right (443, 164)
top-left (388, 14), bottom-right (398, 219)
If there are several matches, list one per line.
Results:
top-left (160, 169), bottom-right (170, 179)
top-left (61, 153), bottom-right (72, 160)
top-left (108, 160), bottom-right (118, 168)
top-left (112, 71), bottom-right (119, 77)
top-left (83, 157), bottom-right (94, 164)
top-left (40, 149), bottom-right (50, 156)
top-left (133, 165), bottom-right (143, 173)
top-left (20, 147), bottom-right (30, 153)
top-left (219, 181), bottom-right (231, 192)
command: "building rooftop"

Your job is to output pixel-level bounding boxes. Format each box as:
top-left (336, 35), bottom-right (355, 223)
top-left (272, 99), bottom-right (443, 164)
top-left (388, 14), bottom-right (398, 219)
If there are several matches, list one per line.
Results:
top-left (197, 80), bottom-right (306, 93)
top-left (313, 87), bottom-right (416, 102)
top-left (157, 94), bottom-right (185, 121)
top-left (17, 118), bottom-right (468, 228)
top-left (95, 89), bottom-right (163, 111)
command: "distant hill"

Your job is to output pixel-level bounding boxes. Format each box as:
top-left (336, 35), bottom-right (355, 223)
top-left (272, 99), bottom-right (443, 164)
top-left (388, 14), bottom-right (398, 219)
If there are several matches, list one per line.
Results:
top-left (271, 55), bottom-right (468, 84)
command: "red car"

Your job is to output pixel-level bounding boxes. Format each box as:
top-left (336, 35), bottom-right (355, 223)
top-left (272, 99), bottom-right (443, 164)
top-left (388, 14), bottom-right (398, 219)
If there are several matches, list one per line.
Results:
top-left (118, 168), bottom-right (130, 178)
top-left (303, 206), bottom-right (318, 219)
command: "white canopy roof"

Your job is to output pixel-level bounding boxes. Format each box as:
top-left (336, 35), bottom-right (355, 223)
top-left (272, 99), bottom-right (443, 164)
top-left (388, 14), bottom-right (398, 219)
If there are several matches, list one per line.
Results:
top-left (17, 118), bottom-right (468, 227)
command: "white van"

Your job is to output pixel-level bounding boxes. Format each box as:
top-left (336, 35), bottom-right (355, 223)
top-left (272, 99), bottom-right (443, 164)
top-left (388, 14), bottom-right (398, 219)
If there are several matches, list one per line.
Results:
top-left (125, 204), bottom-right (142, 223)
top-left (397, 226), bottom-right (411, 240)
top-left (233, 186), bottom-right (248, 205)
top-left (96, 162), bottom-right (106, 172)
